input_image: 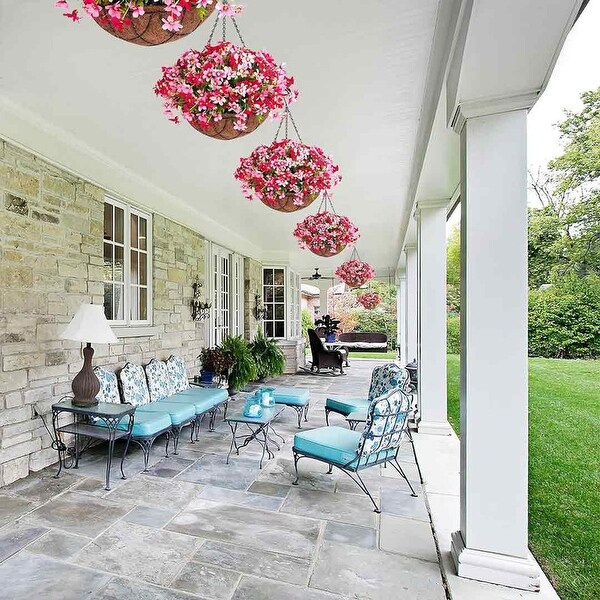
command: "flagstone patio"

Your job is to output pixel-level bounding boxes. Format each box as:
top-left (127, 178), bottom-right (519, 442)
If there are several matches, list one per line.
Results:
top-left (0, 359), bottom-right (445, 600)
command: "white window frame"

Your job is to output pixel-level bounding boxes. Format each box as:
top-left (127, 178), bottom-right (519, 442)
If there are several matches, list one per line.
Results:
top-left (262, 266), bottom-right (302, 340)
top-left (206, 242), bottom-right (244, 346)
top-left (103, 196), bottom-right (153, 327)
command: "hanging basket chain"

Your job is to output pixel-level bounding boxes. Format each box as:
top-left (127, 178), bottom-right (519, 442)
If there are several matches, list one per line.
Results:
top-left (207, 14), bottom-right (219, 43)
top-left (317, 190), bottom-right (337, 215)
top-left (231, 16), bottom-right (246, 47)
top-left (222, 14), bottom-right (227, 41)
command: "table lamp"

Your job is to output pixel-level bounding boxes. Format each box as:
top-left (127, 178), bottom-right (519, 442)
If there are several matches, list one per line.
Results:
top-left (60, 303), bottom-right (118, 406)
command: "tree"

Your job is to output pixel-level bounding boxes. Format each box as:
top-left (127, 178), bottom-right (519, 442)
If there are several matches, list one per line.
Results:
top-left (446, 225), bottom-right (460, 313)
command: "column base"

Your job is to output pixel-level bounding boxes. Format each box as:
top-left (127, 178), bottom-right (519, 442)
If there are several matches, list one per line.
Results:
top-left (450, 531), bottom-right (541, 591)
top-left (417, 420), bottom-right (453, 435)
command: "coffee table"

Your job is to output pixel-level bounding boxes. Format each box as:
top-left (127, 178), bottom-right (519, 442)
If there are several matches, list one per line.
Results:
top-left (225, 403), bottom-right (285, 468)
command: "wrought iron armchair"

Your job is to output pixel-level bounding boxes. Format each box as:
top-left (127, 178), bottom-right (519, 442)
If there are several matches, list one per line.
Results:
top-left (293, 386), bottom-right (417, 512)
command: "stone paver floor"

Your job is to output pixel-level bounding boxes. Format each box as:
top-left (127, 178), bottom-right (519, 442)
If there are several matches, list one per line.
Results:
top-left (0, 359), bottom-right (445, 600)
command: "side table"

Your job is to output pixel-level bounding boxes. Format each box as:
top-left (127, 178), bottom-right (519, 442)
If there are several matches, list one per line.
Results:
top-left (51, 399), bottom-right (135, 490)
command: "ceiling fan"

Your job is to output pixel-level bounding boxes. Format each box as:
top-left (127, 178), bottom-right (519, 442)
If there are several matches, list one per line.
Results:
top-left (301, 267), bottom-right (335, 282)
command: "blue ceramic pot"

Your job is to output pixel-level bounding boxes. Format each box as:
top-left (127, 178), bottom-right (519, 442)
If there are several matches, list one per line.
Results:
top-left (200, 370), bottom-right (214, 384)
top-left (325, 333), bottom-right (337, 343)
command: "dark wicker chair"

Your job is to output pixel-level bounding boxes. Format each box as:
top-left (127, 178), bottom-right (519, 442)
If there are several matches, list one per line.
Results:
top-left (307, 329), bottom-right (345, 375)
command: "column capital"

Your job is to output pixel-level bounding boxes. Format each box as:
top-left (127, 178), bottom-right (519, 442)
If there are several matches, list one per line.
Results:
top-left (404, 243), bottom-right (417, 252)
top-left (451, 91), bottom-right (538, 134)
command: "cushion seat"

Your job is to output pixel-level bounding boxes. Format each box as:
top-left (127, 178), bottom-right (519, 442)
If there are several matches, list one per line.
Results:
top-left (171, 387), bottom-right (228, 406)
top-left (325, 396), bottom-right (370, 416)
top-left (137, 401), bottom-right (195, 426)
top-left (294, 425), bottom-right (397, 470)
top-left (96, 411), bottom-right (171, 438)
top-left (267, 387), bottom-right (310, 407)
top-left (161, 392), bottom-right (224, 415)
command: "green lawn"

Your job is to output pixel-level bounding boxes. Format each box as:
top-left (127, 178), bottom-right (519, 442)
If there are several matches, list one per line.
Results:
top-left (447, 355), bottom-right (600, 600)
top-left (349, 351), bottom-right (398, 359)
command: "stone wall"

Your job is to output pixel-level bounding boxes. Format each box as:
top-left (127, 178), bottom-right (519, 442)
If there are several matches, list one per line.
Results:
top-left (0, 139), bottom-right (206, 486)
top-left (243, 257), bottom-right (262, 341)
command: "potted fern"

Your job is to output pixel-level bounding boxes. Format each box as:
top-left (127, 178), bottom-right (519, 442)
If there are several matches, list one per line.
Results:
top-left (220, 335), bottom-right (258, 396)
top-left (250, 329), bottom-right (285, 381)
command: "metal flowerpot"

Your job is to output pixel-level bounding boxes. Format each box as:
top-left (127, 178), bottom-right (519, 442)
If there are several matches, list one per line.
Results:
top-left (200, 370), bottom-right (214, 384)
top-left (93, 5), bottom-right (215, 46)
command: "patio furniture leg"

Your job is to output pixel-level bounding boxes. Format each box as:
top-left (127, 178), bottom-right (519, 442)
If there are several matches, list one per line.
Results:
top-left (325, 407), bottom-right (331, 426)
top-left (137, 439), bottom-right (152, 472)
top-left (406, 428), bottom-right (424, 484)
top-left (209, 409), bottom-right (217, 432)
top-left (390, 458), bottom-right (418, 497)
top-left (120, 426), bottom-right (132, 479)
top-left (292, 449), bottom-right (302, 485)
top-left (226, 421), bottom-right (239, 464)
top-left (172, 425), bottom-right (182, 455)
top-left (327, 463), bottom-right (333, 474)
top-left (190, 420), bottom-right (196, 443)
top-left (293, 406), bottom-right (303, 429)
top-left (165, 432), bottom-right (170, 458)
top-left (304, 403), bottom-right (310, 422)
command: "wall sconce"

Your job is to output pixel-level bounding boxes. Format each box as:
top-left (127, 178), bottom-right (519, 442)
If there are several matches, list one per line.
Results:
top-left (254, 293), bottom-right (267, 321)
top-left (192, 275), bottom-right (211, 321)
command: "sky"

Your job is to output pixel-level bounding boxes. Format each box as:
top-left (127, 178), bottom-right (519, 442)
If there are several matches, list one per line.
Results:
top-left (527, 0), bottom-right (600, 198)
top-left (447, 0), bottom-right (600, 232)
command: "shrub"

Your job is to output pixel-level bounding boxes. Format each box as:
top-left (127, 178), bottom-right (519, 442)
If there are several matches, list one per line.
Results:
top-left (447, 316), bottom-right (460, 354)
top-left (219, 335), bottom-right (258, 393)
top-left (353, 310), bottom-right (397, 349)
top-left (528, 275), bottom-right (600, 358)
top-left (301, 309), bottom-right (313, 340)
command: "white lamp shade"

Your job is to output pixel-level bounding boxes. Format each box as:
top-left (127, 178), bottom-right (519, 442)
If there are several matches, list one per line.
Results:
top-left (61, 303), bottom-right (119, 344)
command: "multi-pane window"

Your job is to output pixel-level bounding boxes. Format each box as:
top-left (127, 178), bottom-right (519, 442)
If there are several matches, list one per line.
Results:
top-left (103, 198), bottom-right (152, 325)
top-left (263, 267), bottom-right (286, 339)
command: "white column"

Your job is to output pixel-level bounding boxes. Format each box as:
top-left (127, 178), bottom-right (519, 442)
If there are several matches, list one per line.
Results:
top-left (450, 109), bottom-right (540, 590)
top-left (416, 200), bottom-right (451, 435)
top-left (396, 273), bottom-right (407, 363)
top-left (315, 280), bottom-right (331, 316)
top-left (404, 245), bottom-right (418, 364)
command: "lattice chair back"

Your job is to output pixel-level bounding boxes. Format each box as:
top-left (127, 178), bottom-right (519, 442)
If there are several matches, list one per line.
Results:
top-left (166, 355), bottom-right (189, 395)
top-left (119, 363), bottom-right (151, 407)
top-left (368, 363), bottom-right (409, 401)
top-left (145, 359), bottom-right (171, 402)
top-left (356, 387), bottom-right (411, 467)
top-left (94, 367), bottom-right (121, 404)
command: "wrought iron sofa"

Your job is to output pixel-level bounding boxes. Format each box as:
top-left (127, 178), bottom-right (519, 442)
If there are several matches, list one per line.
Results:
top-left (94, 367), bottom-right (172, 471)
top-left (146, 356), bottom-right (229, 439)
top-left (292, 386), bottom-right (417, 512)
top-left (337, 332), bottom-right (388, 352)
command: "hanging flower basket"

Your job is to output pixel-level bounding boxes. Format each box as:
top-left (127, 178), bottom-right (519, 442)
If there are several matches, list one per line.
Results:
top-left (154, 41), bottom-right (297, 140)
top-left (293, 211), bottom-right (359, 258)
top-left (358, 291), bottom-right (381, 309)
top-left (235, 138), bottom-right (341, 212)
top-left (335, 259), bottom-right (375, 288)
top-left (57, 1), bottom-right (216, 46)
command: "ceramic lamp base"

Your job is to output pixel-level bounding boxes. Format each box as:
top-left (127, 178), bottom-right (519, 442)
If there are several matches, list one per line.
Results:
top-left (71, 343), bottom-right (100, 406)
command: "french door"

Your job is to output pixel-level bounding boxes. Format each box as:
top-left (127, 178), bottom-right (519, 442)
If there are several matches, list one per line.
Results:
top-left (209, 244), bottom-right (244, 346)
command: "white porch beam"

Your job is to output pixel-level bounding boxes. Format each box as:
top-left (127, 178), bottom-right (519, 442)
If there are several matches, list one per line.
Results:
top-left (450, 108), bottom-right (540, 590)
top-left (416, 199), bottom-right (451, 436)
top-left (404, 244), bottom-right (418, 365)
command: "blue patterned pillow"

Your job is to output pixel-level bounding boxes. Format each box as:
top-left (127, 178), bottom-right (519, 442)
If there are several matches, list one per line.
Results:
top-left (94, 367), bottom-right (121, 404)
top-left (145, 359), bottom-right (171, 402)
top-left (119, 363), bottom-right (150, 407)
top-left (166, 355), bottom-right (189, 394)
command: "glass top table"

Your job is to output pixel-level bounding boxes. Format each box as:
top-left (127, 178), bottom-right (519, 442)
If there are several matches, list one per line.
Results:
top-left (225, 403), bottom-right (285, 468)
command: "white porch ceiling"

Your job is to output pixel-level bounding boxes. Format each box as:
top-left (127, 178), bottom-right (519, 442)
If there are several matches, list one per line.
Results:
top-left (0, 0), bottom-right (440, 276)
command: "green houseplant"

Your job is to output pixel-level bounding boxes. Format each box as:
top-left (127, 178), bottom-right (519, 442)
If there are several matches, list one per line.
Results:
top-left (197, 346), bottom-right (233, 384)
top-left (220, 335), bottom-right (258, 395)
top-left (249, 329), bottom-right (285, 381)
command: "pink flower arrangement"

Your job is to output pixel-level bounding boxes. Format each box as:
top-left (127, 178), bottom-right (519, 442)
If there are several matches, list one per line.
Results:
top-left (358, 291), bottom-right (381, 309)
top-left (293, 211), bottom-right (359, 257)
top-left (234, 139), bottom-right (341, 210)
top-left (335, 259), bottom-right (375, 288)
top-left (56, 0), bottom-right (227, 31)
top-left (154, 41), bottom-right (297, 133)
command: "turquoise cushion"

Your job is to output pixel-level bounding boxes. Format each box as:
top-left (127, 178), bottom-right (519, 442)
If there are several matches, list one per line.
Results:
top-left (270, 387), bottom-right (310, 407)
top-left (96, 412), bottom-right (171, 438)
top-left (294, 426), bottom-right (361, 465)
top-left (172, 387), bottom-right (228, 406)
top-left (325, 397), bottom-right (370, 416)
top-left (137, 401), bottom-right (195, 426)
top-left (294, 425), bottom-right (396, 469)
top-left (162, 392), bottom-right (223, 415)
